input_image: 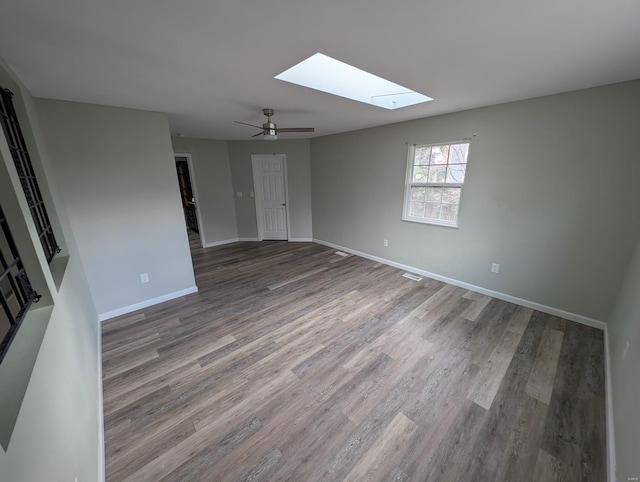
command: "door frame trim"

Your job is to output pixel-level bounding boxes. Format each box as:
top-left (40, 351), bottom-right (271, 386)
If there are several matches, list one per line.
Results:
top-left (251, 154), bottom-right (290, 241)
top-left (174, 152), bottom-right (205, 248)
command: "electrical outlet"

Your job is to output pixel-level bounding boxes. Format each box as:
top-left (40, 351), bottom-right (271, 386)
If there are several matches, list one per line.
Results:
top-left (250, 191), bottom-right (255, 197)
top-left (140, 273), bottom-right (149, 283)
top-left (491, 263), bottom-right (500, 273)
top-left (236, 191), bottom-right (243, 197)
top-left (383, 239), bottom-right (389, 247)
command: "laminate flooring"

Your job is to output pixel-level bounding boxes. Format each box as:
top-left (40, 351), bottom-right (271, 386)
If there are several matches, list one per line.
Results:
top-left (102, 233), bottom-right (606, 481)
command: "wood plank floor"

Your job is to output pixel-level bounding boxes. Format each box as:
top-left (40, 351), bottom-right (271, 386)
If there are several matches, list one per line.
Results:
top-left (102, 232), bottom-right (606, 481)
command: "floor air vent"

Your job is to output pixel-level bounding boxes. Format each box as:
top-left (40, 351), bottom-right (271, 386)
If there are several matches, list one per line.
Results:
top-left (334, 251), bottom-right (349, 257)
top-left (402, 273), bottom-right (422, 282)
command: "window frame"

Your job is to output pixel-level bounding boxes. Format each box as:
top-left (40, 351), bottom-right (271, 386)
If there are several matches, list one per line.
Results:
top-left (402, 140), bottom-right (471, 228)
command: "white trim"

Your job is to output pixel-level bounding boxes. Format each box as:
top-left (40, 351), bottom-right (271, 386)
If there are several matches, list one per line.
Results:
top-left (203, 238), bottom-right (242, 248)
top-left (288, 237), bottom-right (313, 242)
top-left (312, 238), bottom-right (606, 330)
top-left (174, 153), bottom-right (205, 248)
top-left (252, 156), bottom-right (264, 241)
top-left (96, 315), bottom-right (105, 482)
top-left (283, 157), bottom-right (292, 241)
top-left (97, 286), bottom-right (198, 322)
top-left (604, 326), bottom-right (616, 482)
top-left (401, 217), bottom-right (460, 229)
top-left (251, 154), bottom-right (290, 241)
top-left (202, 237), bottom-right (261, 247)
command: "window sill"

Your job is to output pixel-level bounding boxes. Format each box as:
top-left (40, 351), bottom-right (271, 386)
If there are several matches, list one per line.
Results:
top-left (0, 304), bottom-right (54, 451)
top-left (402, 216), bottom-right (459, 229)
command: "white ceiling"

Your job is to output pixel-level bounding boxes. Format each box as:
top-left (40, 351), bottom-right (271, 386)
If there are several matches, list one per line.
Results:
top-left (1, 0), bottom-right (639, 140)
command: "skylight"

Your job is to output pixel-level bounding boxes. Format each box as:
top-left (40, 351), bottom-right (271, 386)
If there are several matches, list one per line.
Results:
top-left (275, 53), bottom-right (433, 110)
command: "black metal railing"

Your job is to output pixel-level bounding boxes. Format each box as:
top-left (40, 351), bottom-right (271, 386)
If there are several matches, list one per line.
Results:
top-left (0, 87), bottom-right (59, 263)
top-left (0, 206), bottom-right (40, 363)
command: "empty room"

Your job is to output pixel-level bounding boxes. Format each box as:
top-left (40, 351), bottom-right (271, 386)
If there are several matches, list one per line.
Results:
top-left (0, 0), bottom-right (639, 481)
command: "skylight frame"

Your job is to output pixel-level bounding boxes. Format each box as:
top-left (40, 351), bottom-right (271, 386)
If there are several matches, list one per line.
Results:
top-left (275, 53), bottom-right (432, 110)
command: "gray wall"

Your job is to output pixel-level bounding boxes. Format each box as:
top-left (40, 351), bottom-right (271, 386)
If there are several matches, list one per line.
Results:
top-left (608, 237), bottom-right (640, 480)
top-left (0, 256), bottom-right (101, 482)
top-left (171, 136), bottom-right (238, 245)
top-left (227, 139), bottom-right (313, 240)
top-left (35, 99), bottom-right (196, 317)
top-left (0, 59), bottom-right (102, 481)
top-left (311, 80), bottom-right (640, 322)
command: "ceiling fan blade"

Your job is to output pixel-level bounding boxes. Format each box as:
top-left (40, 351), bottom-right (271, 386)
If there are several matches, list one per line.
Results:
top-left (251, 131), bottom-right (264, 138)
top-left (234, 120), bottom-right (263, 129)
top-left (276, 127), bottom-right (315, 133)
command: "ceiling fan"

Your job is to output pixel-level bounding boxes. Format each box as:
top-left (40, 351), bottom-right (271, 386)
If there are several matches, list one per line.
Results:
top-left (234, 108), bottom-right (314, 140)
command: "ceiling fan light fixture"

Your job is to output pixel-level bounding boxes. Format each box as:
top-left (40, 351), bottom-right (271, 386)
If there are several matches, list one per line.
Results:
top-left (259, 120), bottom-right (277, 140)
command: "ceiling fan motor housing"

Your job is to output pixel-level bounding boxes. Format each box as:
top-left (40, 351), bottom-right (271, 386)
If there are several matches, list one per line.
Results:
top-left (262, 121), bottom-right (277, 136)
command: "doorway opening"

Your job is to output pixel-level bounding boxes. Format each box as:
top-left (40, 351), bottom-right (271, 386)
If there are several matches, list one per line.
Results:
top-left (251, 154), bottom-right (290, 241)
top-left (174, 154), bottom-right (204, 247)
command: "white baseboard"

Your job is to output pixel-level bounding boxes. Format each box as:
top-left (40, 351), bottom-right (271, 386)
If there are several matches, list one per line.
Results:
top-left (203, 238), bottom-right (241, 248)
top-left (313, 238), bottom-right (606, 330)
top-left (96, 314), bottom-right (105, 482)
top-left (202, 237), bottom-right (302, 248)
top-left (202, 237), bottom-right (261, 248)
top-left (604, 326), bottom-right (616, 481)
top-left (98, 286), bottom-right (198, 321)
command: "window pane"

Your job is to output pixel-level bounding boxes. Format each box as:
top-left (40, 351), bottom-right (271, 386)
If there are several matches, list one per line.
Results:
top-left (442, 187), bottom-right (461, 204)
top-left (446, 164), bottom-right (466, 183)
top-left (425, 202), bottom-right (441, 219)
top-left (411, 187), bottom-right (426, 202)
top-left (441, 204), bottom-right (459, 222)
top-left (412, 166), bottom-right (429, 182)
top-left (428, 166), bottom-right (447, 183)
top-left (426, 187), bottom-right (442, 202)
top-left (414, 146), bottom-right (431, 166)
top-left (430, 145), bottom-right (449, 165)
top-left (405, 142), bottom-right (469, 226)
top-left (410, 201), bottom-right (425, 217)
top-left (448, 143), bottom-right (469, 164)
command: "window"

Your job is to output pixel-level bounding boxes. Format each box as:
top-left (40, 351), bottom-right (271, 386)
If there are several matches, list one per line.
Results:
top-left (0, 87), bottom-right (59, 263)
top-left (275, 53), bottom-right (433, 109)
top-left (0, 205), bottom-right (40, 363)
top-left (403, 141), bottom-right (470, 227)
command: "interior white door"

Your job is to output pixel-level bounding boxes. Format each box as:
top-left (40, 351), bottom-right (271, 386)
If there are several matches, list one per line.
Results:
top-left (252, 154), bottom-right (288, 240)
